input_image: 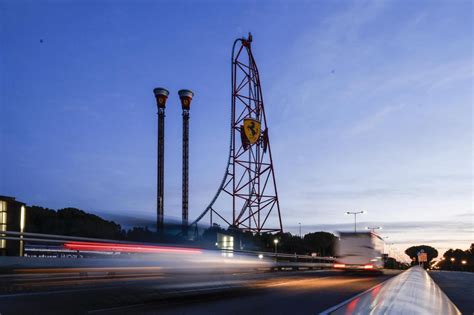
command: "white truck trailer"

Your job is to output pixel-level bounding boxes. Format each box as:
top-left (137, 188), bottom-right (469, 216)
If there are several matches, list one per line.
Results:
top-left (334, 232), bottom-right (384, 272)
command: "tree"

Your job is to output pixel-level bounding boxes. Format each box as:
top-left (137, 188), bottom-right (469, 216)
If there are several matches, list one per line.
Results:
top-left (274, 232), bottom-right (305, 255)
top-left (303, 232), bottom-right (337, 256)
top-left (469, 243), bottom-right (474, 255)
top-left (384, 257), bottom-right (409, 270)
top-left (405, 245), bottom-right (438, 267)
top-left (126, 227), bottom-right (154, 242)
top-left (439, 247), bottom-right (473, 272)
top-left (26, 206), bottom-right (125, 239)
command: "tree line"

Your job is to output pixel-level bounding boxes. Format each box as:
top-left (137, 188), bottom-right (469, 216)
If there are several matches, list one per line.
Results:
top-left (24, 206), bottom-right (337, 255)
top-left (405, 244), bottom-right (473, 272)
top-left (436, 245), bottom-right (473, 272)
top-left (201, 224), bottom-right (337, 256)
top-left (25, 206), bottom-right (151, 241)
top-left (25, 205), bottom-right (410, 269)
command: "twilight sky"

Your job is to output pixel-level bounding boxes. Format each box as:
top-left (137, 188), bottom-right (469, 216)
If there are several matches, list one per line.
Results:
top-left (1, 0), bottom-right (472, 256)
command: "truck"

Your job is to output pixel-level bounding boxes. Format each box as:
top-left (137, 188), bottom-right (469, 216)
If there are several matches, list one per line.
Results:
top-left (334, 232), bottom-right (384, 272)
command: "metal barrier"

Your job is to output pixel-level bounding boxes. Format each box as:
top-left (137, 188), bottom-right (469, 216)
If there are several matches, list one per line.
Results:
top-left (320, 266), bottom-right (461, 315)
top-left (0, 230), bottom-right (334, 266)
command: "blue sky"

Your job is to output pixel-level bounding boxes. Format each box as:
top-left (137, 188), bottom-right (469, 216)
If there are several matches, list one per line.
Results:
top-left (1, 0), bottom-right (472, 255)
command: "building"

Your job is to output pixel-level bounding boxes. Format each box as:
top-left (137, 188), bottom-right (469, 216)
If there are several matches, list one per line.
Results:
top-left (216, 232), bottom-right (234, 257)
top-left (0, 195), bottom-right (26, 256)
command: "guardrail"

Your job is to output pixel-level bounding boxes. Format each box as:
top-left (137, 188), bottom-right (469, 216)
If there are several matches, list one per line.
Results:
top-left (0, 230), bottom-right (334, 264)
top-left (320, 266), bottom-right (461, 315)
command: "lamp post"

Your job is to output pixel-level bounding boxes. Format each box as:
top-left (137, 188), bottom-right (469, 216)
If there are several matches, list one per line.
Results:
top-left (153, 87), bottom-right (169, 233)
top-left (298, 222), bottom-right (302, 238)
top-left (19, 205), bottom-right (25, 257)
top-left (346, 211), bottom-right (365, 232)
top-left (273, 238), bottom-right (279, 254)
top-left (178, 89), bottom-right (194, 236)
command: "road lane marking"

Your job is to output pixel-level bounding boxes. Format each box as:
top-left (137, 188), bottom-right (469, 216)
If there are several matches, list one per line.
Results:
top-left (263, 276), bottom-right (333, 287)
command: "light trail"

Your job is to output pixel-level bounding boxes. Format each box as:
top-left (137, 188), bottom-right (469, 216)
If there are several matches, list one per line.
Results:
top-left (63, 241), bottom-right (202, 254)
top-left (15, 266), bottom-right (163, 274)
top-left (13, 275), bottom-right (166, 288)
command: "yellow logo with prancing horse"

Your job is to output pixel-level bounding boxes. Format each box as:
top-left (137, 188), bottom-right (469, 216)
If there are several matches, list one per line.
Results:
top-left (243, 118), bottom-right (261, 145)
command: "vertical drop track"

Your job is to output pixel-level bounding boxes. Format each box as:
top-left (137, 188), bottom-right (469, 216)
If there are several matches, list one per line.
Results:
top-left (192, 34), bottom-right (283, 233)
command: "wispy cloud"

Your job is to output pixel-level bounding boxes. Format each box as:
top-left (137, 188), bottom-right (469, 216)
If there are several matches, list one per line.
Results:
top-left (347, 103), bottom-right (405, 136)
top-left (287, 219), bottom-right (473, 254)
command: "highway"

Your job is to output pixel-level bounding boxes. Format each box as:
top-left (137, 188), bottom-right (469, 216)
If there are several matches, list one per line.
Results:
top-left (0, 269), bottom-right (400, 315)
top-left (124, 270), bottom-right (401, 315)
top-left (430, 270), bottom-right (474, 314)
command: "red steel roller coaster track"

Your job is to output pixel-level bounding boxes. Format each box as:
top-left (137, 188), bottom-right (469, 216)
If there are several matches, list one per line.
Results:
top-left (191, 34), bottom-right (283, 233)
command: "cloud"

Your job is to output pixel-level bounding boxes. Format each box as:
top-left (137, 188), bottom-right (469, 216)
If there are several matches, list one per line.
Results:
top-left (347, 103), bottom-right (405, 136)
top-left (427, 61), bottom-right (474, 91)
top-left (292, 172), bottom-right (471, 202)
top-left (286, 219), bottom-right (473, 254)
top-left (290, 220), bottom-right (472, 233)
top-left (267, 0), bottom-right (389, 118)
top-left (302, 186), bottom-right (415, 200)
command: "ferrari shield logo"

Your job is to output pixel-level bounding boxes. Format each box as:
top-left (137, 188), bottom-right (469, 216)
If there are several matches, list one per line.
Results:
top-left (243, 118), bottom-right (261, 145)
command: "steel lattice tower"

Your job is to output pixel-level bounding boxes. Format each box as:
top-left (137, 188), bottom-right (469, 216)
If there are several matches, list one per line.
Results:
top-left (192, 34), bottom-right (283, 233)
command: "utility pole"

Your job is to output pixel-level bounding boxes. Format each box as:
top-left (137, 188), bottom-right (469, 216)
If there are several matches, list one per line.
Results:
top-left (153, 87), bottom-right (169, 233)
top-left (179, 89), bottom-right (194, 235)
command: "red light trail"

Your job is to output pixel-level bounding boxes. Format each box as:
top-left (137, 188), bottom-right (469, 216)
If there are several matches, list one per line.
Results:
top-left (64, 241), bottom-right (202, 254)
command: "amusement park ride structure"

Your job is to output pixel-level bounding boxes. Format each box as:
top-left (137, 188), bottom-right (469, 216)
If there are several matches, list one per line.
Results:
top-left (192, 34), bottom-right (283, 233)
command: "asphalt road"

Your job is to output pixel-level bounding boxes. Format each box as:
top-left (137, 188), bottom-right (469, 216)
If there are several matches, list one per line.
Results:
top-left (429, 270), bottom-right (474, 314)
top-left (0, 269), bottom-right (399, 315)
top-left (119, 271), bottom-right (399, 315)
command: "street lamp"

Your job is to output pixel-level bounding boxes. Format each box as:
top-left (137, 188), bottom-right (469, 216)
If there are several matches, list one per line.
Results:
top-left (461, 260), bottom-right (467, 265)
top-left (298, 222), bottom-right (302, 238)
top-left (273, 238), bottom-right (279, 254)
top-left (346, 211), bottom-right (365, 232)
top-left (450, 257), bottom-right (455, 270)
